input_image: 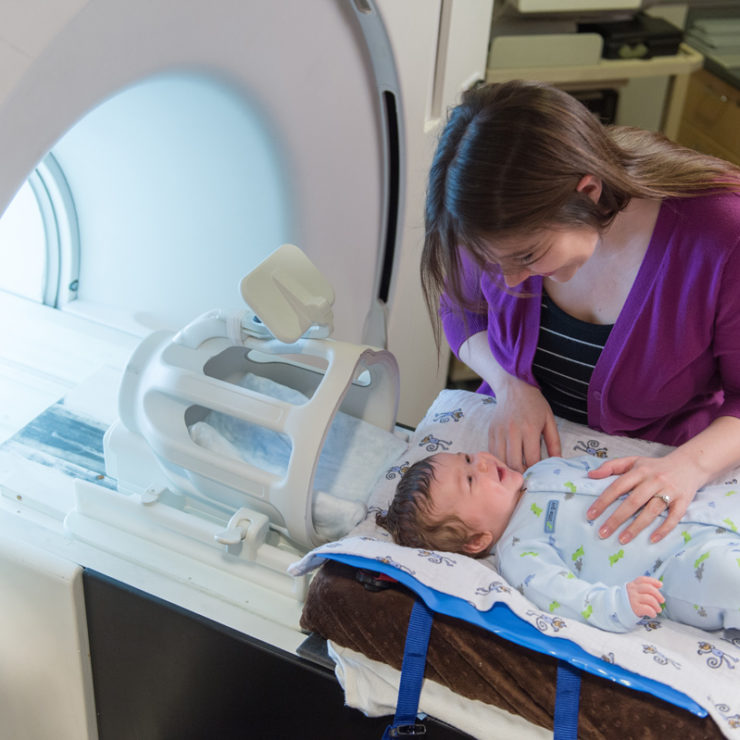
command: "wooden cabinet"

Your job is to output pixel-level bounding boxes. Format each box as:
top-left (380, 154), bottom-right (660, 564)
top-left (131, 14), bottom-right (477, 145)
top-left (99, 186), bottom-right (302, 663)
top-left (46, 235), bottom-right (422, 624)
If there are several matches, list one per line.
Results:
top-left (677, 67), bottom-right (740, 165)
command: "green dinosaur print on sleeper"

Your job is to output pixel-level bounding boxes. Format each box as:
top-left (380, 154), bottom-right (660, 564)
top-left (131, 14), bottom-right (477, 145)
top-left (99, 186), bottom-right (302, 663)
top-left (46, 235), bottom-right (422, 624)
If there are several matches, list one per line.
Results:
top-left (694, 551), bottom-right (710, 569)
top-left (497, 455), bottom-right (740, 632)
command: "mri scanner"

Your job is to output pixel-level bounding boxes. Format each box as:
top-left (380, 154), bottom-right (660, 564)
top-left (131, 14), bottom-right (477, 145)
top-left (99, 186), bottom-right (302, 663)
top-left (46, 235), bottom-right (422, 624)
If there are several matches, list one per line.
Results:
top-left (0, 1), bottom-right (495, 738)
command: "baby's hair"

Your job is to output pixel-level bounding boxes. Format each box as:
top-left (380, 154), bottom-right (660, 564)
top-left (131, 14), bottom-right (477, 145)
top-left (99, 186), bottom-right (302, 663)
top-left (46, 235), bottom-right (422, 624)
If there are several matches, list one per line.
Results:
top-left (376, 455), bottom-right (491, 558)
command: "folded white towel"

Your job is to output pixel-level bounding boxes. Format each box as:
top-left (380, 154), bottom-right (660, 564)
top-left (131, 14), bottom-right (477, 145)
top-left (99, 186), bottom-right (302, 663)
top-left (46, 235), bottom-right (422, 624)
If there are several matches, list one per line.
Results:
top-left (312, 492), bottom-right (366, 540)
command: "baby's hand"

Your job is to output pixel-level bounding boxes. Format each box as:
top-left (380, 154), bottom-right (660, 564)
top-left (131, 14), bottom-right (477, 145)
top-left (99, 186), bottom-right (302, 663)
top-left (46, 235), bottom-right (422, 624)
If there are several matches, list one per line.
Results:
top-left (626, 576), bottom-right (664, 618)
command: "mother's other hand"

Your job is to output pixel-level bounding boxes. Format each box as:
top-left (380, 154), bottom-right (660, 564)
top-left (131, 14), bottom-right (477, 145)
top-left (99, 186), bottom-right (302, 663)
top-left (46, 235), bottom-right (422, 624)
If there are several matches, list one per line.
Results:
top-left (488, 378), bottom-right (561, 471)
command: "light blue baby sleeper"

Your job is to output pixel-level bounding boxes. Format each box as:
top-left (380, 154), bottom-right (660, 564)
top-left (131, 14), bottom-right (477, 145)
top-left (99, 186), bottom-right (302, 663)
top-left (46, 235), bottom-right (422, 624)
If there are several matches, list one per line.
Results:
top-left (496, 456), bottom-right (740, 632)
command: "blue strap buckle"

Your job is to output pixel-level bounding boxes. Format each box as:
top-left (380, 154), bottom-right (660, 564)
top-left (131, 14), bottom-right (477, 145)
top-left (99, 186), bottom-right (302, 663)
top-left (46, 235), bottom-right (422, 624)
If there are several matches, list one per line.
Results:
top-left (388, 722), bottom-right (427, 736)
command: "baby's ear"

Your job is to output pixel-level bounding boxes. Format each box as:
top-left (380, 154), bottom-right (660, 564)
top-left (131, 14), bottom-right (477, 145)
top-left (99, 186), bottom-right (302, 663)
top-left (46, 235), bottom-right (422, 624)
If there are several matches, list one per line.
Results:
top-left (462, 531), bottom-right (493, 556)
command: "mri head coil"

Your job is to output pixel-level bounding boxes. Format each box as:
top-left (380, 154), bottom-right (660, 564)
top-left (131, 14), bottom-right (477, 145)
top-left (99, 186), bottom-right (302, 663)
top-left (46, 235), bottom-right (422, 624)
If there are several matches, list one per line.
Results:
top-left (105, 245), bottom-right (401, 550)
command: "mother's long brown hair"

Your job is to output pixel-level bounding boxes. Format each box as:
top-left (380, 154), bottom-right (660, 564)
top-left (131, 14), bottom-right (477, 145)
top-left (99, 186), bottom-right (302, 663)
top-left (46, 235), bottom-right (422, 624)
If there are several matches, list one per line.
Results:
top-left (421, 80), bottom-right (740, 345)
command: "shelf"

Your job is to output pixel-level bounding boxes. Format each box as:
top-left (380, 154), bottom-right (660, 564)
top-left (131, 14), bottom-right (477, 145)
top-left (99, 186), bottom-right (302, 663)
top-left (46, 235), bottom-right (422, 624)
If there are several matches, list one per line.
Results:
top-left (485, 43), bottom-right (703, 85)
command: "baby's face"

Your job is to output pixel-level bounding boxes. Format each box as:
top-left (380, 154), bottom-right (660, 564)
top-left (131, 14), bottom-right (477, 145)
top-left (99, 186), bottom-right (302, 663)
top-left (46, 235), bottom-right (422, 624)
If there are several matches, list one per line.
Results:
top-left (430, 452), bottom-right (524, 546)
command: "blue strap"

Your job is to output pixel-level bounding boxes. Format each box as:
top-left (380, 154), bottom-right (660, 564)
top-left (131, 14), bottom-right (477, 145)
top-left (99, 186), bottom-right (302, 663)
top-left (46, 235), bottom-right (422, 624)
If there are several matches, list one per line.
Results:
top-left (382, 599), bottom-right (433, 738)
top-left (553, 660), bottom-right (582, 740)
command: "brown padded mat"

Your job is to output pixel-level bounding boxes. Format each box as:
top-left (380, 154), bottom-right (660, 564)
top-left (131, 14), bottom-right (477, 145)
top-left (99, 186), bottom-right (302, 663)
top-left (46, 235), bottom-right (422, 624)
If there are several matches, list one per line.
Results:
top-left (300, 560), bottom-right (723, 740)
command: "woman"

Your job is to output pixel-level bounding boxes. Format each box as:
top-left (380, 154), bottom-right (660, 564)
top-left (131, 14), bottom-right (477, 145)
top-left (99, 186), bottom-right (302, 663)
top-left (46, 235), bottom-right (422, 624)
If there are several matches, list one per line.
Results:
top-left (421, 79), bottom-right (740, 547)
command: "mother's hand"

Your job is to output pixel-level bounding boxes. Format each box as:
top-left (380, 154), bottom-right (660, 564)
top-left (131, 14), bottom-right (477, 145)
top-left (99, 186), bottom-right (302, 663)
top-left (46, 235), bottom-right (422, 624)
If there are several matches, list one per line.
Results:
top-left (488, 378), bottom-right (561, 471)
top-left (586, 453), bottom-right (705, 544)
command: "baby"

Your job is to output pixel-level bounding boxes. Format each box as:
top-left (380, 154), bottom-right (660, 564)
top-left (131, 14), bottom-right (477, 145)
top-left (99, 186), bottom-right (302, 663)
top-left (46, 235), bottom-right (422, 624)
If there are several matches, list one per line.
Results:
top-left (377, 452), bottom-right (740, 633)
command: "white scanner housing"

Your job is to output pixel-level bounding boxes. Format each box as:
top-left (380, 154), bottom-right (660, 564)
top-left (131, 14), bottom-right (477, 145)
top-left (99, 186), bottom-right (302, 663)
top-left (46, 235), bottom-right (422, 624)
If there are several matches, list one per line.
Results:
top-left (0, 3), bottom-right (496, 737)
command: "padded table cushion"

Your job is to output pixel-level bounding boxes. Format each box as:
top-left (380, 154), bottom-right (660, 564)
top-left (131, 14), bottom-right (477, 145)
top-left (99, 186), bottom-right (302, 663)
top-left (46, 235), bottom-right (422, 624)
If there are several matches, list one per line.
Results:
top-left (301, 559), bottom-right (724, 739)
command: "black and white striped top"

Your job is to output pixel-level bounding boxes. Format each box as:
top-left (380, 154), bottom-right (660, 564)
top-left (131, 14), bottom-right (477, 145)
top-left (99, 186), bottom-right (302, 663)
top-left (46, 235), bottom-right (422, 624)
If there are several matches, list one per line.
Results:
top-left (532, 291), bottom-right (613, 425)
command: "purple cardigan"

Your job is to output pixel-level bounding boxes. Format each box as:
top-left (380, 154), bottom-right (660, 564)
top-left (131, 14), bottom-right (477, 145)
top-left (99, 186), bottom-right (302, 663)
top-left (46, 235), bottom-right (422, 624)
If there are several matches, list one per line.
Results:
top-left (441, 193), bottom-right (740, 446)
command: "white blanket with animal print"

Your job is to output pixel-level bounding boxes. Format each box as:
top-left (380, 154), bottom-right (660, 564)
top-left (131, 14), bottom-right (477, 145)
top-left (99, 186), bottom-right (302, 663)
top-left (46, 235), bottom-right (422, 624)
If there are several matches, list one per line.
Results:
top-left (290, 389), bottom-right (740, 738)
